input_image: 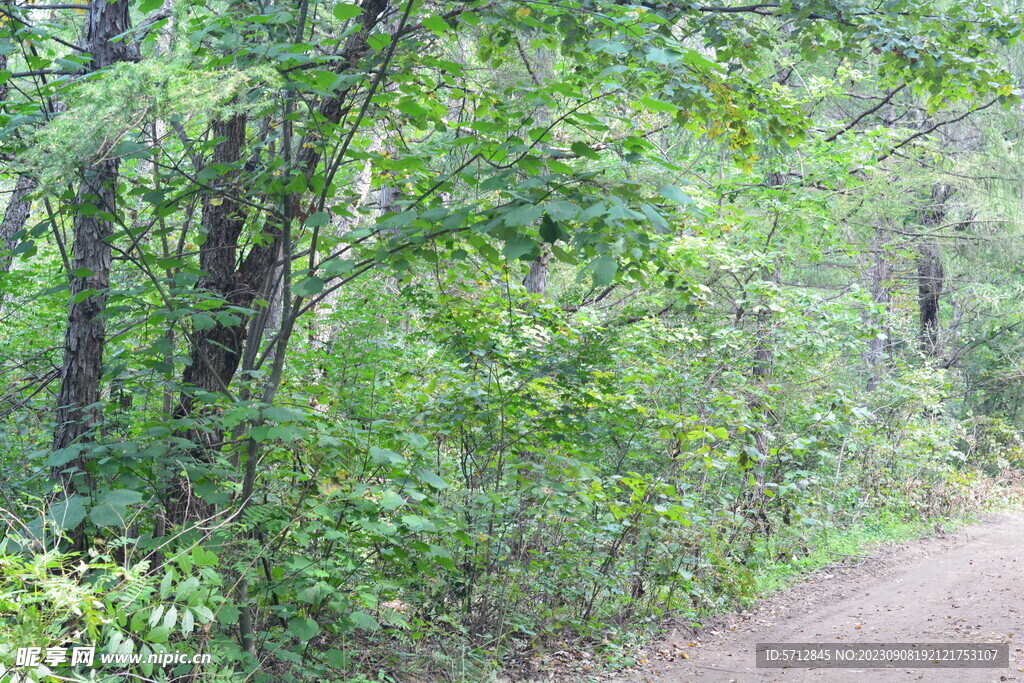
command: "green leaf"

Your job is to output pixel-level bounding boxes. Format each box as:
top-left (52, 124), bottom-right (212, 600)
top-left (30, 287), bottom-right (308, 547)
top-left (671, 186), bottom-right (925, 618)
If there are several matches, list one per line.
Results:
top-left (323, 258), bottom-right (355, 278)
top-left (101, 489), bottom-right (143, 507)
top-left (380, 489), bottom-right (405, 511)
top-left (163, 605), bottom-right (178, 630)
top-left (477, 243), bottom-right (501, 264)
top-left (218, 604), bottom-right (240, 625)
top-left (539, 215), bottom-right (571, 244)
top-left (192, 546), bottom-right (219, 567)
top-left (325, 650), bottom-right (350, 668)
top-left (640, 203), bottom-right (669, 233)
top-left (49, 496), bottom-right (87, 530)
top-left (370, 446), bottom-right (406, 465)
top-left (367, 34), bottom-right (390, 51)
top-left (400, 514), bottom-right (436, 532)
top-left (304, 211), bottom-right (330, 227)
top-left (423, 15), bottom-right (449, 37)
top-left (413, 467), bottom-right (448, 490)
top-left (646, 47), bottom-right (680, 65)
top-left (544, 200), bottom-right (580, 221)
top-left (590, 254), bottom-right (617, 286)
top-left (503, 203), bottom-right (542, 227)
top-left (191, 313), bottom-right (216, 331)
top-left (350, 611), bottom-right (379, 631)
top-left (89, 502), bottom-right (127, 527)
top-left (640, 96), bottom-right (678, 113)
top-left (502, 234), bottom-right (536, 261)
top-left (294, 276), bottom-right (325, 297)
top-left (46, 447), bottom-right (81, 468)
top-left (159, 569), bottom-right (174, 599)
top-left (263, 406), bottom-right (297, 422)
top-left (570, 141), bottom-right (600, 159)
top-left (144, 626), bottom-right (170, 643)
top-left (378, 210), bottom-right (416, 231)
top-left (191, 605), bottom-right (215, 623)
top-left (658, 185), bottom-right (694, 206)
top-left (288, 616), bottom-right (319, 641)
top-left (332, 3), bottom-right (360, 21)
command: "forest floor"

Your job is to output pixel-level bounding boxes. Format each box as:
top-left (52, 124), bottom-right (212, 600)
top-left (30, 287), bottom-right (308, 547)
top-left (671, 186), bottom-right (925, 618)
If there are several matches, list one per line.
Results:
top-left (615, 510), bottom-right (1024, 683)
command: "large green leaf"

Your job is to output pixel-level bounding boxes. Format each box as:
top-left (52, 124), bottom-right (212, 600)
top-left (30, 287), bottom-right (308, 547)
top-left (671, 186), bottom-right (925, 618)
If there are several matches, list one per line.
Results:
top-left (48, 496), bottom-right (87, 530)
top-left (288, 616), bottom-right (319, 641)
top-left (590, 254), bottom-right (617, 286)
top-left (502, 234), bottom-right (536, 260)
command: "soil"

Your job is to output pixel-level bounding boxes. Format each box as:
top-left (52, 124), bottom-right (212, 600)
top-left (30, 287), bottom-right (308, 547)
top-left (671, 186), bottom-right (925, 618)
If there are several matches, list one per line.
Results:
top-left (618, 512), bottom-right (1024, 683)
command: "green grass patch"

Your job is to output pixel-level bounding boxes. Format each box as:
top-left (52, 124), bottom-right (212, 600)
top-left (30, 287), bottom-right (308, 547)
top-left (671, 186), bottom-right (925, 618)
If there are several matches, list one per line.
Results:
top-left (748, 509), bottom-right (977, 600)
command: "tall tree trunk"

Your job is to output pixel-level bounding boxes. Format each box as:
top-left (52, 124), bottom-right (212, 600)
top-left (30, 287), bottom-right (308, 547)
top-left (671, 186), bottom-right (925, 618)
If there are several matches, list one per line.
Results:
top-left (178, 113), bottom-right (249, 420)
top-left (917, 184), bottom-right (952, 358)
top-left (517, 39), bottom-right (554, 295)
top-left (0, 44), bottom-right (38, 307)
top-left (167, 113), bottom-right (257, 524)
top-left (179, 0), bottom-right (393, 424)
top-left (0, 176), bottom-right (35, 275)
top-left (165, 0), bottom-right (395, 526)
top-left (865, 227), bottom-right (892, 391)
top-left (379, 180), bottom-right (403, 296)
top-left (747, 293), bottom-right (774, 526)
top-left (52, 0), bottom-right (138, 486)
top-left (523, 245), bottom-right (551, 294)
top-left (917, 240), bottom-right (943, 357)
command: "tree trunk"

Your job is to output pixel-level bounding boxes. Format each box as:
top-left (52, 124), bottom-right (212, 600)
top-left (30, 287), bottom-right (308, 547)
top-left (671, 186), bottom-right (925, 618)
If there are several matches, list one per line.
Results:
top-left (917, 184), bottom-right (952, 358)
top-left (163, 0), bottom-right (395, 526)
top-left (52, 0), bottom-right (138, 484)
top-left (178, 114), bottom-right (249, 419)
top-left (168, 113), bottom-right (263, 524)
top-left (0, 176), bottom-right (35, 276)
top-left (865, 227), bottom-right (892, 391)
top-left (379, 180), bottom-right (403, 296)
top-left (917, 240), bottom-right (943, 357)
top-left (748, 299), bottom-right (774, 524)
top-left (165, 0), bottom-right (394, 525)
top-left (523, 245), bottom-right (551, 294)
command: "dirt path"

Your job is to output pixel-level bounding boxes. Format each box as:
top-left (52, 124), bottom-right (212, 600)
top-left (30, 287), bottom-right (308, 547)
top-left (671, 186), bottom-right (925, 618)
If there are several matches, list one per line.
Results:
top-left (621, 512), bottom-right (1024, 683)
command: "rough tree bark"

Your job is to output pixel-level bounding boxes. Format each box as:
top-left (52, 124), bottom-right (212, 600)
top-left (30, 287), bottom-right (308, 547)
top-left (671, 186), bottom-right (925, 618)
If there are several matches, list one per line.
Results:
top-left (865, 227), bottom-right (893, 391)
top-left (523, 246), bottom-right (551, 294)
top-left (180, 0), bottom-right (392, 421)
top-left (168, 112), bottom-right (267, 524)
top-left (165, 0), bottom-right (393, 525)
top-left (0, 176), bottom-right (35, 276)
top-left (917, 240), bottom-right (944, 357)
top-left (52, 0), bottom-right (139, 476)
top-left (917, 184), bottom-right (952, 358)
top-left (517, 40), bottom-right (554, 295)
top-left (177, 113), bottom-right (250, 421)
top-left (0, 52), bottom-right (37, 280)
top-left (379, 179), bottom-right (403, 295)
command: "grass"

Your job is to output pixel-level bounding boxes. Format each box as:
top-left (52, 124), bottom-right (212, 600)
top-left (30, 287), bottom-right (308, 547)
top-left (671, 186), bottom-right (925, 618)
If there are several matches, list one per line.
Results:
top-left (745, 475), bottom-right (1024, 603)
top-left (748, 510), bottom-right (957, 598)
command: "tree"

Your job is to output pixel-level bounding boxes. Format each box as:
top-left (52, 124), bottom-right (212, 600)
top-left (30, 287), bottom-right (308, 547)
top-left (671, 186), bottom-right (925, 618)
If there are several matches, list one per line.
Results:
top-left (1, 0), bottom-right (1023, 678)
top-left (51, 0), bottom-right (139, 521)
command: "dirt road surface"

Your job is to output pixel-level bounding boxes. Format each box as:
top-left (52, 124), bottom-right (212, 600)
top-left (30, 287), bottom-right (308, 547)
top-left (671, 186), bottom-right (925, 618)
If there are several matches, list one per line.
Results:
top-left (622, 513), bottom-right (1024, 683)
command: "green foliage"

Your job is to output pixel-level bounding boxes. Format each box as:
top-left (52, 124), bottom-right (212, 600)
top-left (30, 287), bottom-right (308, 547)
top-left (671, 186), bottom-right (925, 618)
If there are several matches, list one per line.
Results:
top-left (0, 543), bottom-right (233, 682)
top-left (20, 60), bottom-right (280, 187)
top-left (2, 0), bottom-right (1024, 679)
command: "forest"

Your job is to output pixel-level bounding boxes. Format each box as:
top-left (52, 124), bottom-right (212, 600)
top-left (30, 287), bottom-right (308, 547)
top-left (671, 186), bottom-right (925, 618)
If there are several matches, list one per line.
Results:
top-left (1, 0), bottom-right (1024, 680)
